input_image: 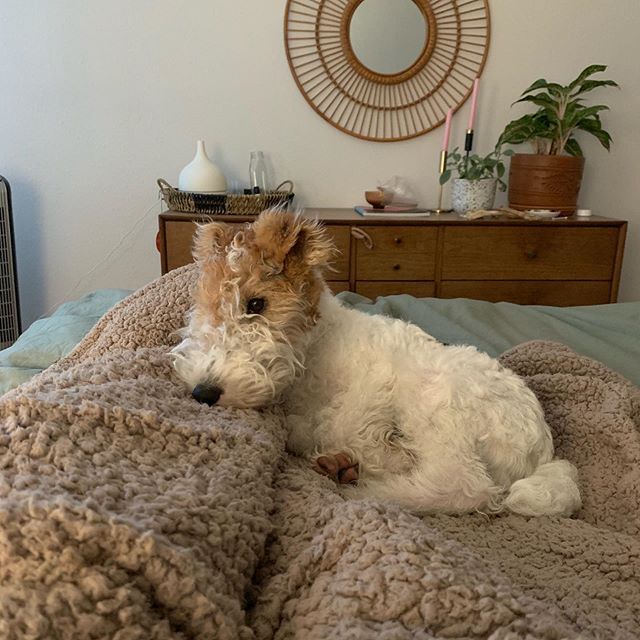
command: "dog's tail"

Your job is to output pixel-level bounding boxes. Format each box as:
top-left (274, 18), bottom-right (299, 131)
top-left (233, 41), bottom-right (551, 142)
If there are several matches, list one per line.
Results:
top-left (503, 459), bottom-right (581, 517)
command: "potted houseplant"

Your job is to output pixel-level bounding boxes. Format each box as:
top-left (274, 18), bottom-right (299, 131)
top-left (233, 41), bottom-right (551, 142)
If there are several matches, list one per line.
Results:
top-left (440, 146), bottom-right (512, 214)
top-left (499, 64), bottom-right (618, 214)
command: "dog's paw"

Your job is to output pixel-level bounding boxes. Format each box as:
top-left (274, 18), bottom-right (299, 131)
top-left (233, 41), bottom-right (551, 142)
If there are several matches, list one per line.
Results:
top-left (313, 453), bottom-right (359, 485)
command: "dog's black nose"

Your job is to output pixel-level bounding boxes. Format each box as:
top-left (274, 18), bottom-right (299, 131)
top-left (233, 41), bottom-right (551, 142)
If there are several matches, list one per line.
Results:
top-left (192, 383), bottom-right (223, 406)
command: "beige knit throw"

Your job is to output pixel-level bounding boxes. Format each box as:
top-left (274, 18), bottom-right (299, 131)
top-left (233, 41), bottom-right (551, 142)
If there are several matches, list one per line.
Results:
top-left (0, 264), bottom-right (638, 639)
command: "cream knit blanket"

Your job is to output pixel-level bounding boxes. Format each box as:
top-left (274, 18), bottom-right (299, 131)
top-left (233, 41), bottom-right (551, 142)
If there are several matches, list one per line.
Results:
top-left (1, 264), bottom-right (639, 639)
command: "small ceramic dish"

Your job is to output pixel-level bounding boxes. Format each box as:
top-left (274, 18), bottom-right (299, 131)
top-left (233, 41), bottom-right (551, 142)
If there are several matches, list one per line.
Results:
top-left (365, 190), bottom-right (391, 209)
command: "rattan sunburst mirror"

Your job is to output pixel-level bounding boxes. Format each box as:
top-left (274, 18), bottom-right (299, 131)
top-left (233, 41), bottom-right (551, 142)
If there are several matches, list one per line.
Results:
top-left (284, 0), bottom-right (490, 142)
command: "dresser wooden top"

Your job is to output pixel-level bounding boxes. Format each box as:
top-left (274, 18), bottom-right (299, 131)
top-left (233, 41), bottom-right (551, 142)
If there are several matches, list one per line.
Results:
top-left (159, 208), bottom-right (627, 305)
top-left (160, 208), bottom-right (626, 228)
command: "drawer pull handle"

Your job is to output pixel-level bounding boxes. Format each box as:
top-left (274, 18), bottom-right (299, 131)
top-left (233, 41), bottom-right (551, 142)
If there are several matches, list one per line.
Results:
top-left (525, 249), bottom-right (538, 260)
top-left (394, 236), bottom-right (402, 244)
top-left (351, 226), bottom-right (374, 250)
top-left (392, 263), bottom-right (401, 271)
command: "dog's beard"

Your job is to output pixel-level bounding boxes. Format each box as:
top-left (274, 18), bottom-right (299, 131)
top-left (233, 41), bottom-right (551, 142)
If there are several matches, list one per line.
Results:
top-left (171, 322), bottom-right (305, 408)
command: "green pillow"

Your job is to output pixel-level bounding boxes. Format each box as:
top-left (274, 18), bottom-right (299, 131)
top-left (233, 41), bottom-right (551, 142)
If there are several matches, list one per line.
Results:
top-left (0, 288), bottom-right (131, 394)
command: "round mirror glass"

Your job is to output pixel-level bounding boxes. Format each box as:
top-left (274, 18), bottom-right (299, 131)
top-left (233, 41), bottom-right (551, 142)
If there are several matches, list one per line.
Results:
top-left (350, 0), bottom-right (427, 75)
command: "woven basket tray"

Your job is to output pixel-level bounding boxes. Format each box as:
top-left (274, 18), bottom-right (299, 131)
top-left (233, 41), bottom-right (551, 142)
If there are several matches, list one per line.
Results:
top-left (158, 179), bottom-right (294, 215)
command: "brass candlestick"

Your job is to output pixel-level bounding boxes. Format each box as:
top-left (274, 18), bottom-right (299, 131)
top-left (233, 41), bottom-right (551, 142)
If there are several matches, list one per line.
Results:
top-left (431, 149), bottom-right (453, 214)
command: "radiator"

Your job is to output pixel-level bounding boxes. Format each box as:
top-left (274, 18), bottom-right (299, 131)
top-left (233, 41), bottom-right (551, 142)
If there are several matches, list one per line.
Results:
top-left (0, 176), bottom-right (21, 349)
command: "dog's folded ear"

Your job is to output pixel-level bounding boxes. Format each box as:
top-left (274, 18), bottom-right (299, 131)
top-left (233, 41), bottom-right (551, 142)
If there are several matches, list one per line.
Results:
top-left (193, 222), bottom-right (235, 262)
top-left (252, 210), bottom-right (335, 271)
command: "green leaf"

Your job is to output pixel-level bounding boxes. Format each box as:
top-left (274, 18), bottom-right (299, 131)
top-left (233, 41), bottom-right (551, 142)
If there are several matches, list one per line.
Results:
top-left (439, 169), bottom-right (452, 185)
top-left (499, 112), bottom-right (556, 148)
top-left (568, 64), bottom-right (608, 90)
top-left (513, 93), bottom-right (559, 110)
top-left (520, 78), bottom-right (549, 95)
top-left (577, 103), bottom-right (610, 117)
top-left (574, 117), bottom-right (602, 133)
top-left (563, 137), bottom-right (583, 157)
top-left (499, 116), bottom-right (535, 143)
top-left (545, 83), bottom-right (568, 98)
top-left (566, 105), bottom-right (608, 132)
top-left (571, 79), bottom-right (619, 97)
top-left (576, 120), bottom-right (613, 150)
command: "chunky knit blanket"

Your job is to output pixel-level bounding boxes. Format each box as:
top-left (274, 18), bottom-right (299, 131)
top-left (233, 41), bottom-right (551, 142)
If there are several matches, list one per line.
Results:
top-left (1, 264), bottom-right (639, 639)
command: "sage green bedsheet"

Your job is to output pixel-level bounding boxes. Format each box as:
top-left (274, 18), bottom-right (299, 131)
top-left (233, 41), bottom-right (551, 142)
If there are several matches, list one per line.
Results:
top-left (337, 292), bottom-right (640, 387)
top-left (0, 289), bottom-right (131, 395)
top-left (2, 288), bottom-right (637, 395)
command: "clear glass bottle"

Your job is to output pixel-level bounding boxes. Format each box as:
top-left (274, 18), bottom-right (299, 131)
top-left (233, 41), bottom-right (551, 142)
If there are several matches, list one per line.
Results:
top-left (249, 151), bottom-right (268, 193)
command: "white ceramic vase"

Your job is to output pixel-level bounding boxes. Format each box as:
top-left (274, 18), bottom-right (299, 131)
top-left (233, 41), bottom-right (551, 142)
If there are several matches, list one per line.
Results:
top-left (178, 140), bottom-right (227, 193)
top-left (452, 178), bottom-right (497, 214)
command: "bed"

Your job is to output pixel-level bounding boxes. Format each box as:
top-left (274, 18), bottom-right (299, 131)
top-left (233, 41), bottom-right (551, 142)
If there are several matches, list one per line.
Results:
top-left (3, 285), bottom-right (638, 395)
top-left (0, 264), bottom-right (638, 639)
top-left (0, 288), bottom-right (131, 395)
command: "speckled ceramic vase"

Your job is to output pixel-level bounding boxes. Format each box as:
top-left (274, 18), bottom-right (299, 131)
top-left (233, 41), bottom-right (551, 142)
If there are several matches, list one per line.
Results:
top-left (452, 178), bottom-right (497, 214)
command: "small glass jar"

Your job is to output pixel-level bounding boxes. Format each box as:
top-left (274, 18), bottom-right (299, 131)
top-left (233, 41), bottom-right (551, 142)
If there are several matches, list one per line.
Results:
top-left (249, 151), bottom-right (269, 193)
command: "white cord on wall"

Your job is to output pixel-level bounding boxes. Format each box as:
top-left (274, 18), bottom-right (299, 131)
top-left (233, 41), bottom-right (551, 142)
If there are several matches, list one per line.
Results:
top-left (42, 195), bottom-right (163, 319)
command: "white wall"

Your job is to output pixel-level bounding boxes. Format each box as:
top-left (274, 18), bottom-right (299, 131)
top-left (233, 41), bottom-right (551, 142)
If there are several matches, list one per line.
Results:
top-left (1, 0), bottom-right (639, 326)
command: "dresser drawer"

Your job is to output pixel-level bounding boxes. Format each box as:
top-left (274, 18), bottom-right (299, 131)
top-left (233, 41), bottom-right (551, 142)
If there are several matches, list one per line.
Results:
top-left (163, 220), bottom-right (351, 277)
top-left (356, 281), bottom-right (436, 298)
top-left (164, 220), bottom-right (248, 271)
top-left (164, 221), bottom-right (198, 271)
top-left (354, 226), bottom-right (437, 280)
top-left (160, 211), bottom-right (626, 307)
top-left (440, 280), bottom-right (612, 306)
top-left (325, 225), bottom-right (350, 280)
top-left (327, 281), bottom-right (350, 294)
top-left (441, 227), bottom-right (619, 280)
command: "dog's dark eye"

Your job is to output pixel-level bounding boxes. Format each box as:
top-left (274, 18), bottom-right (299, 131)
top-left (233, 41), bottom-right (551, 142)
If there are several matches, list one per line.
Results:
top-left (246, 297), bottom-right (266, 315)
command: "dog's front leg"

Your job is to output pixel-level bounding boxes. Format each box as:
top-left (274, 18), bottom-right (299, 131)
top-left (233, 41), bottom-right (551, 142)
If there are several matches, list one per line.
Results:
top-left (285, 416), bottom-right (360, 485)
top-left (312, 452), bottom-right (359, 485)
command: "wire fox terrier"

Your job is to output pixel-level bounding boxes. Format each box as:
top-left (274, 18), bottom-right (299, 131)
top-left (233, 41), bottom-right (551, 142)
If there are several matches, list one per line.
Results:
top-left (172, 210), bottom-right (581, 516)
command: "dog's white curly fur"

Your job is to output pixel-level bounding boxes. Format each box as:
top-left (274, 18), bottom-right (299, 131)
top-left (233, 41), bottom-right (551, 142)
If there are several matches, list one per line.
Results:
top-left (172, 211), bottom-right (581, 517)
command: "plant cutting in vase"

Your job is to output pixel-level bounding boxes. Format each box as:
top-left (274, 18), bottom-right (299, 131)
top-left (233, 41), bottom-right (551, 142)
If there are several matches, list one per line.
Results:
top-left (439, 146), bottom-right (513, 214)
top-left (498, 64), bottom-right (618, 213)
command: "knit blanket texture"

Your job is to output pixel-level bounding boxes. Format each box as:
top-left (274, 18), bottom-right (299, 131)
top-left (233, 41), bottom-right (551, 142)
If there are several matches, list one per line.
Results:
top-left (1, 264), bottom-right (639, 640)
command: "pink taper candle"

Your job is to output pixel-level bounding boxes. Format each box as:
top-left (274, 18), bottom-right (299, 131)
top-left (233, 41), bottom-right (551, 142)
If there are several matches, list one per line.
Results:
top-left (442, 108), bottom-right (453, 152)
top-left (467, 78), bottom-right (479, 130)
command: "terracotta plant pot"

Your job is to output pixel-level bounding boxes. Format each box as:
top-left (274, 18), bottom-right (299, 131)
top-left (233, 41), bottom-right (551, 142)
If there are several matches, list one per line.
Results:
top-left (508, 154), bottom-right (585, 215)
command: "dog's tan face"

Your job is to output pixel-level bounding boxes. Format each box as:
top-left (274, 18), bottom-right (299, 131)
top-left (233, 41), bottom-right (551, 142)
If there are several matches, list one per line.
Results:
top-left (172, 210), bottom-right (335, 408)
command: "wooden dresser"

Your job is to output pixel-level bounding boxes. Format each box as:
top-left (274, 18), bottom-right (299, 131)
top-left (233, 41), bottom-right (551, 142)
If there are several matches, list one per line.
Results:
top-left (158, 209), bottom-right (627, 306)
